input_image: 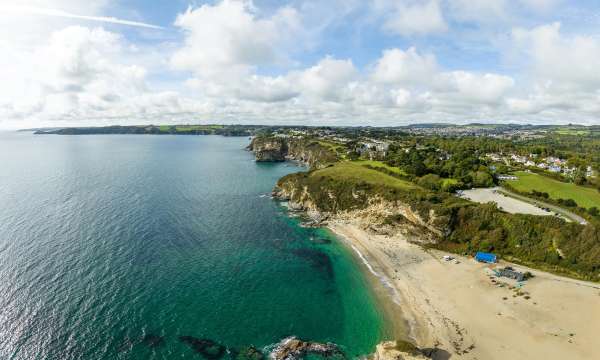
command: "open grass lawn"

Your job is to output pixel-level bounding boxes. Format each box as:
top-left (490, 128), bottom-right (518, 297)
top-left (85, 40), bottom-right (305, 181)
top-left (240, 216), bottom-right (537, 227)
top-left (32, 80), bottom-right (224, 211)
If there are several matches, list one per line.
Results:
top-left (506, 171), bottom-right (600, 209)
top-left (317, 140), bottom-right (345, 151)
top-left (312, 162), bottom-right (417, 190)
top-left (442, 178), bottom-right (459, 187)
top-left (354, 160), bottom-right (408, 176)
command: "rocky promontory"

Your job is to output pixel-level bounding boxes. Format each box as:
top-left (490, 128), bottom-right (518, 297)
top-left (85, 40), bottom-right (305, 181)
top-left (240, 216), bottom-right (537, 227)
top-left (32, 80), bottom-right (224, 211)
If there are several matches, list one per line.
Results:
top-left (270, 336), bottom-right (343, 359)
top-left (247, 136), bottom-right (288, 162)
top-left (248, 135), bottom-right (338, 169)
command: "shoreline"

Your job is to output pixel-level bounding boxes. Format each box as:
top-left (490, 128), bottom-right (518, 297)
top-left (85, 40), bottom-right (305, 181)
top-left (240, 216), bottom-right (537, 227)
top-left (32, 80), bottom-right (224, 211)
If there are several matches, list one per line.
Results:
top-left (330, 228), bottom-right (409, 343)
top-left (327, 220), bottom-right (600, 360)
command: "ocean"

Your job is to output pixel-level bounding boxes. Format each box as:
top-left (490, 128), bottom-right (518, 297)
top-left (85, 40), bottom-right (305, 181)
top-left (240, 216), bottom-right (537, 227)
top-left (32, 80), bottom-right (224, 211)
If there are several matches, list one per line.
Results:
top-left (0, 132), bottom-right (386, 359)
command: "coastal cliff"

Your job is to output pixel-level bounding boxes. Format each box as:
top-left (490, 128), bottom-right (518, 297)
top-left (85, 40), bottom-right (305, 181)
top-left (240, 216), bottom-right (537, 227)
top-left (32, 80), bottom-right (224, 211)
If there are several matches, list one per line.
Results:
top-left (274, 166), bottom-right (451, 244)
top-left (247, 136), bottom-right (288, 162)
top-left (273, 161), bottom-right (600, 282)
top-left (248, 135), bottom-right (338, 169)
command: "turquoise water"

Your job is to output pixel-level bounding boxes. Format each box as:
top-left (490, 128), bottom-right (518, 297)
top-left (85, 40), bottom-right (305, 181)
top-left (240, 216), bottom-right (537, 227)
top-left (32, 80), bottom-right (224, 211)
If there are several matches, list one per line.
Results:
top-left (0, 133), bottom-right (386, 359)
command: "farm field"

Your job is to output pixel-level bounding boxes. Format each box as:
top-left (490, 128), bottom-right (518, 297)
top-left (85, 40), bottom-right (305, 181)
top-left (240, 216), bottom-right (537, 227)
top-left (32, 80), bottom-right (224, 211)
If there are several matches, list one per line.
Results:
top-left (505, 171), bottom-right (600, 209)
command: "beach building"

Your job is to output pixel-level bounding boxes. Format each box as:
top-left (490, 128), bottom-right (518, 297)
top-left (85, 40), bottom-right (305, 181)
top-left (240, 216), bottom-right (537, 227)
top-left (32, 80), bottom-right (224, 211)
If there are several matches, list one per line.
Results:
top-left (475, 252), bottom-right (497, 263)
top-left (498, 267), bottom-right (526, 282)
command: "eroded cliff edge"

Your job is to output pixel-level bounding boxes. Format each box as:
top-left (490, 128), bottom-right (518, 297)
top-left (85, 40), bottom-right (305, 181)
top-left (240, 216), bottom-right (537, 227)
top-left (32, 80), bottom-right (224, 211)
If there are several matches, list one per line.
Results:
top-left (274, 169), bottom-right (451, 244)
top-left (247, 135), bottom-right (338, 169)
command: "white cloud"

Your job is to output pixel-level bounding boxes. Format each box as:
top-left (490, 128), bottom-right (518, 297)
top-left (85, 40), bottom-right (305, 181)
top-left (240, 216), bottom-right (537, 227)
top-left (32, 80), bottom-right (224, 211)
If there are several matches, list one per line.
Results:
top-left (1, 0), bottom-right (599, 128)
top-left (296, 57), bottom-right (358, 101)
top-left (171, 0), bottom-right (302, 80)
top-left (374, 0), bottom-right (447, 36)
top-left (447, 0), bottom-right (508, 24)
top-left (0, 25), bottom-right (157, 124)
top-left (371, 47), bottom-right (438, 85)
top-left (435, 71), bottom-right (515, 104)
top-left (512, 22), bottom-right (600, 92)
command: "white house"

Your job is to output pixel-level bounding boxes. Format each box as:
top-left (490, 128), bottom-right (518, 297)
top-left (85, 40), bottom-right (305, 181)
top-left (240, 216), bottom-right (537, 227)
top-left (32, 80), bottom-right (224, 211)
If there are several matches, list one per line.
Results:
top-left (587, 166), bottom-right (595, 178)
top-left (549, 165), bottom-right (562, 173)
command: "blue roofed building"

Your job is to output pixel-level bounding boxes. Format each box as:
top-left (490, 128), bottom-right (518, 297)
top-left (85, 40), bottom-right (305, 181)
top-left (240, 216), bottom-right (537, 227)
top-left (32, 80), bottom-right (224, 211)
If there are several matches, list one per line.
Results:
top-left (475, 252), bottom-right (497, 263)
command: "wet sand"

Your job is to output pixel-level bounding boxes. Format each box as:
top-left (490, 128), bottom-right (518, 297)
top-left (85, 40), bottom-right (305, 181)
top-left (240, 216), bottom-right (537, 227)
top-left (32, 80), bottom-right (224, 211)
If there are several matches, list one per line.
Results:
top-left (329, 221), bottom-right (600, 360)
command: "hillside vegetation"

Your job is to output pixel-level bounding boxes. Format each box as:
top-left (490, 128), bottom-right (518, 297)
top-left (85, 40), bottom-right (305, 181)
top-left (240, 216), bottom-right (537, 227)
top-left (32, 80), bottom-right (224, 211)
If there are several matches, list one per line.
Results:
top-left (505, 171), bottom-right (600, 210)
top-left (277, 162), bottom-right (600, 281)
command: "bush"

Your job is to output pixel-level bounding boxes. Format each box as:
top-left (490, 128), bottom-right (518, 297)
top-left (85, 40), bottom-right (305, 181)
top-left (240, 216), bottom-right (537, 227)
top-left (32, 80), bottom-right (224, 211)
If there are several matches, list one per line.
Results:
top-left (558, 198), bottom-right (578, 207)
top-left (417, 174), bottom-right (442, 191)
top-left (472, 171), bottom-right (494, 188)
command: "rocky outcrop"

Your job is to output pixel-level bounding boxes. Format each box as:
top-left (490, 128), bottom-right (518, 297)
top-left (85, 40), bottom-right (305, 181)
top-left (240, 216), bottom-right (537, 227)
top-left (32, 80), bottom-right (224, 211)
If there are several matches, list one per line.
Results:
top-left (248, 136), bottom-right (338, 168)
top-left (373, 341), bottom-right (430, 360)
top-left (274, 177), bottom-right (446, 244)
top-left (248, 136), bottom-right (288, 162)
top-left (269, 337), bottom-right (343, 360)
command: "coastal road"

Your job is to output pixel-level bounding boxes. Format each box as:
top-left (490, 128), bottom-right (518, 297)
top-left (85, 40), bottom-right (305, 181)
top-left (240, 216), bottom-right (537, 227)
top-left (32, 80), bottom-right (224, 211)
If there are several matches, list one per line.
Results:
top-left (497, 188), bottom-right (588, 225)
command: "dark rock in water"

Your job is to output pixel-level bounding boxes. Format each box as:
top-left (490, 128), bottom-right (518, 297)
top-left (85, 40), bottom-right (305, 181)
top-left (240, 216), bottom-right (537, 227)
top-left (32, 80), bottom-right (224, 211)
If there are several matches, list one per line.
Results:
top-left (270, 336), bottom-right (345, 360)
top-left (179, 336), bottom-right (227, 359)
top-left (117, 337), bottom-right (135, 352)
top-left (310, 237), bottom-right (332, 245)
top-left (291, 248), bottom-right (334, 278)
top-left (141, 334), bottom-right (165, 348)
top-left (235, 346), bottom-right (265, 360)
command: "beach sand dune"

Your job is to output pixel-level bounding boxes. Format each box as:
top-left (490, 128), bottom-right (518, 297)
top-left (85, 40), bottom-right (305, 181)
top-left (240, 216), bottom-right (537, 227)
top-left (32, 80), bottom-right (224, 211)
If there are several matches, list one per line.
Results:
top-left (330, 222), bottom-right (600, 360)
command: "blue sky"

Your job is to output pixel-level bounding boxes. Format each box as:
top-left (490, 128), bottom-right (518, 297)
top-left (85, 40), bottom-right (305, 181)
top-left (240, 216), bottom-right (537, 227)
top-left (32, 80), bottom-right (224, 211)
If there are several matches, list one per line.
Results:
top-left (2, 0), bottom-right (600, 128)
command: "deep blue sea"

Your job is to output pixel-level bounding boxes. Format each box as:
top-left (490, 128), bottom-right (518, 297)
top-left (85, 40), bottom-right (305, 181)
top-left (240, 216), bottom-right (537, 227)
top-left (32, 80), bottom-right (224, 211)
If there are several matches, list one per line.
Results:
top-left (0, 133), bottom-right (386, 359)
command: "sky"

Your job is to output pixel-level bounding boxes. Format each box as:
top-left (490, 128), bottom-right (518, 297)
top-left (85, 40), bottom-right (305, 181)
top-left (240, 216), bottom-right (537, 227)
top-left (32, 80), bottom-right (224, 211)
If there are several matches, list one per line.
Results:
top-left (2, 0), bottom-right (600, 128)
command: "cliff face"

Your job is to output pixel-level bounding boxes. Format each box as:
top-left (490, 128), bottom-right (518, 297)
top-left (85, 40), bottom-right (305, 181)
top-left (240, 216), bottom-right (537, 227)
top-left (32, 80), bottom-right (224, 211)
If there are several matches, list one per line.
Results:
top-left (274, 173), bottom-right (447, 244)
top-left (247, 136), bottom-right (288, 162)
top-left (248, 136), bottom-right (338, 168)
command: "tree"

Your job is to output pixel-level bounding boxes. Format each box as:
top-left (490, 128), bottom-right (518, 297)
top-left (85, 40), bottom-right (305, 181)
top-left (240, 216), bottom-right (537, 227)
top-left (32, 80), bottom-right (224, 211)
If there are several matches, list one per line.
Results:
top-left (472, 171), bottom-right (494, 188)
top-left (418, 174), bottom-right (442, 191)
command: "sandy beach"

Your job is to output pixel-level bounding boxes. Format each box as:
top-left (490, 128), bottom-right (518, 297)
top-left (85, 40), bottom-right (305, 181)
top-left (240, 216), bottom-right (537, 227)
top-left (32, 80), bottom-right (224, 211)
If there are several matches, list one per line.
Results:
top-left (329, 221), bottom-right (600, 360)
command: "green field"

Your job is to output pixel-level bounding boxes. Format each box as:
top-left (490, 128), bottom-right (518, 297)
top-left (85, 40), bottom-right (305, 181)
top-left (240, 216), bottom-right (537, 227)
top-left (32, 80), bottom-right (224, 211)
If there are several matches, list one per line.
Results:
top-left (354, 160), bottom-right (408, 176)
top-left (553, 129), bottom-right (591, 136)
top-left (313, 162), bottom-right (416, 190)
top-left (157, 125), bottom-right (225, 133)
top-left (506, 171), bottom-right (600, 209)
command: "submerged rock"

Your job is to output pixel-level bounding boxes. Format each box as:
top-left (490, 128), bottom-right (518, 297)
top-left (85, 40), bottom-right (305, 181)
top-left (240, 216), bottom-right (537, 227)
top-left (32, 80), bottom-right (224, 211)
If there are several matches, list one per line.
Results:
top-left (235, 346), bottom-right (265, 360)
top-left (141, 334), bottom-right (165, 348)
top-left (291, 248), bottom-right (334, 278)
top-left (179, 336), bottom-right (227, 359)
top-left (270, 336), bottom-right (344, 360)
